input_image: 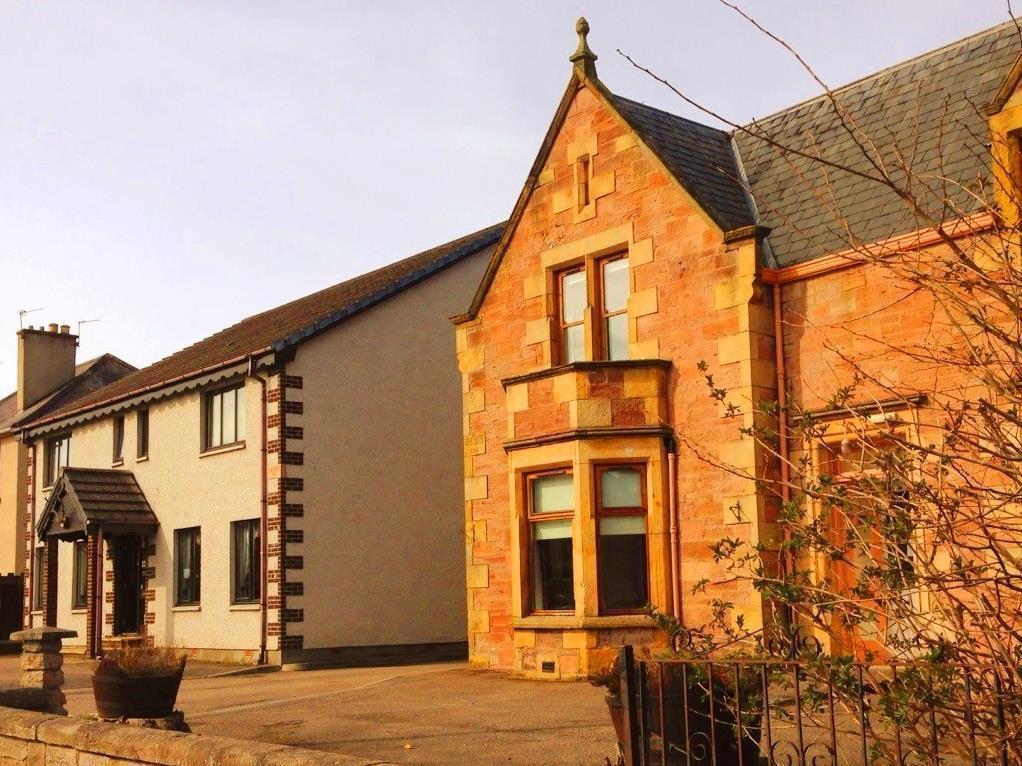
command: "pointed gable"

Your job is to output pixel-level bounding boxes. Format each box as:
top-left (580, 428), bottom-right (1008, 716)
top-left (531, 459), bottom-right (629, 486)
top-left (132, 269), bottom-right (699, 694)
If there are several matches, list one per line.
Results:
top-left (37, 468), bottom-right (157, 540)
top-left (458, 37), bottom-right (753, 323)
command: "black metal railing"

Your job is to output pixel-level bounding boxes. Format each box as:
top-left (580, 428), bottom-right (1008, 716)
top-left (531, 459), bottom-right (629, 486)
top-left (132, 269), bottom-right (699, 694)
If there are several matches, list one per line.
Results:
top-left (617, 636), bottom-right (1020, 766)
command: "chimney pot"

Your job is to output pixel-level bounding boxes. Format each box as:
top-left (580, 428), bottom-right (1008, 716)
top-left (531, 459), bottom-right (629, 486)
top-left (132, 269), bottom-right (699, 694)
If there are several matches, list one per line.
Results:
top-left (59, 324), bottom-right (70, 334)
top-left (47, 323), bottom-right (58, 333)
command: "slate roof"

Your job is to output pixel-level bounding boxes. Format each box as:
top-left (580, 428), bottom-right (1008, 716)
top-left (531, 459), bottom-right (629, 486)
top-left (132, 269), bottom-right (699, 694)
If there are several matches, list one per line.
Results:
top-left (37, 468), bottom-right (157, 539)
top-left (734, 21), bottom-right (1022, 266)
top-left (1, 354), bottom-right (136, 434)
top-left (610, 94), bottom-right (755, 231)
top-left (26, 223), bottom-right (504, 428)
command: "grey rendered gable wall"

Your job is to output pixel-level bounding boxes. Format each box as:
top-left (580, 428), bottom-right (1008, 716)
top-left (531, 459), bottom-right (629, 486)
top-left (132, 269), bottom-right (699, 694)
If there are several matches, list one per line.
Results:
top-left (283, 244), bottom-right (493, 658)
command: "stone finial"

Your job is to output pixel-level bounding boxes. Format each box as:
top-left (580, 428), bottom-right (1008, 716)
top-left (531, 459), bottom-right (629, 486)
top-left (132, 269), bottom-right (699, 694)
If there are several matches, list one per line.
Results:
top-left (569, 16), bottom-right (597, 78)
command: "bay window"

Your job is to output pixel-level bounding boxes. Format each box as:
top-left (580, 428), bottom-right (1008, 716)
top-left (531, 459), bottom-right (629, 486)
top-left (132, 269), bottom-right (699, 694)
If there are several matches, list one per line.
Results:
top-left (527, 470), bottom-right (575, 612)
top-left (596, 464), bottom-right (649, 612)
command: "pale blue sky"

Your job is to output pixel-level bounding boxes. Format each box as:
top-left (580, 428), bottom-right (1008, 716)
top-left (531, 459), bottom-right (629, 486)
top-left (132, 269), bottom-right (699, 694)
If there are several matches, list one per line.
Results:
top-left (0, 1), bottom-right (1010, 391)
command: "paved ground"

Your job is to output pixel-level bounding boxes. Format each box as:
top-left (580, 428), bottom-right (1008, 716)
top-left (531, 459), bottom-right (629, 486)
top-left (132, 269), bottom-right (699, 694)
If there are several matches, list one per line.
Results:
top-left (0, 656), bottom-right (617, 765)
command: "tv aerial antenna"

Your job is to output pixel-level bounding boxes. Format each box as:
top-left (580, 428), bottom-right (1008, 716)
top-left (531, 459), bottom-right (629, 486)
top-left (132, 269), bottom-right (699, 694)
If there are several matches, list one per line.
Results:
top-left (17, 308), bottom-right (43, 329)
top-left (77, 318), bottom-right (101, 335)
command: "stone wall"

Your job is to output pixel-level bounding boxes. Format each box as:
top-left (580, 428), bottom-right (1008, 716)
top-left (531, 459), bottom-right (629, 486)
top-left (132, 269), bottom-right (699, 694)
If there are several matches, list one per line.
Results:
top-left (0, 706), bottom-right (390, 766)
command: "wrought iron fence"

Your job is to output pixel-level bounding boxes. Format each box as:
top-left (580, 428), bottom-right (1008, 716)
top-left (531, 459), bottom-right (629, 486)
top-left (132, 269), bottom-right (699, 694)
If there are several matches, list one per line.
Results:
top-left (616, 634), bottom-right (1020, 766)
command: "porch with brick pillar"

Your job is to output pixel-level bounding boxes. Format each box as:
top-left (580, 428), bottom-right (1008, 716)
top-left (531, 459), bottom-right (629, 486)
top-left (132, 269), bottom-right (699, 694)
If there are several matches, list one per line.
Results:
top-left (34, 468), bottom-right (158, 658)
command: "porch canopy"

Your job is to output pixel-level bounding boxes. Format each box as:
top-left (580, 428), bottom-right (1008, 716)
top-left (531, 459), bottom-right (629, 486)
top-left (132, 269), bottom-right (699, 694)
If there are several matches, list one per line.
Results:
top-left (36, 467), bottom-right (158, 540)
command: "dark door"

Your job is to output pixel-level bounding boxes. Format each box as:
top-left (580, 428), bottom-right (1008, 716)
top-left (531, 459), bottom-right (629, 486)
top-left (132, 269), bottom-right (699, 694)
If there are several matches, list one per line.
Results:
top-left (112, 537), bottom-right (143, 636)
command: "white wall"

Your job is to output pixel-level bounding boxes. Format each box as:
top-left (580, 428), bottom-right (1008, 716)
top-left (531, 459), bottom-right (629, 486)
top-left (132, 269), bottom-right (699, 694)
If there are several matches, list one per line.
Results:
top-left (36, 380), bottom-right (263, 653)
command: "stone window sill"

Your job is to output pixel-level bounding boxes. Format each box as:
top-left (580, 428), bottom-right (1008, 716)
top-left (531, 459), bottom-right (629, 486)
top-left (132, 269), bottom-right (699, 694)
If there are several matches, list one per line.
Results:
top-left (135, 456), bottom-right (149, 463)
top-left (513, 614), bottom-right (655, 630)
top-left (172, 605), bottom-right (201, 612)
top-left (229, 603), bottom-right (260, 612)
top-left (71, 608), bottom-right (87, 615)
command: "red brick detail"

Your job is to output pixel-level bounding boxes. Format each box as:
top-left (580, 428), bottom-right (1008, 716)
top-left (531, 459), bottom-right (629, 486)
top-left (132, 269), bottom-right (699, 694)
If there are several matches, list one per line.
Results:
top-left (265, 370), bottom-right (305, 647)
top-left (85, 534), bottom-right (98, 657)
top-left (42, 539), bottom-right (58, 627)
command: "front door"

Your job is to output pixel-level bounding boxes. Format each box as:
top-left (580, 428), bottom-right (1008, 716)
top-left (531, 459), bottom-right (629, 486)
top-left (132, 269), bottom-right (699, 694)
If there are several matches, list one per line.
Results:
top-left (112, 536), bottom-right (143, 636)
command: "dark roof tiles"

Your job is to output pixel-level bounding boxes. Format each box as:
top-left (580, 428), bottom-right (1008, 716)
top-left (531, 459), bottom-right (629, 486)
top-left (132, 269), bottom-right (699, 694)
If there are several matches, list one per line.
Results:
top-left (610, 94), bottom-right (756, 232)
top-left (735, 21), bottom-right (1021, 265)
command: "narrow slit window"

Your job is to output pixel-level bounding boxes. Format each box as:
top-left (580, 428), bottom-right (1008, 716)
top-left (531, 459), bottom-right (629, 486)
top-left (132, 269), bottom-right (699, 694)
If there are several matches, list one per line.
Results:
top-left (577, 155), bottom-right (591, 210)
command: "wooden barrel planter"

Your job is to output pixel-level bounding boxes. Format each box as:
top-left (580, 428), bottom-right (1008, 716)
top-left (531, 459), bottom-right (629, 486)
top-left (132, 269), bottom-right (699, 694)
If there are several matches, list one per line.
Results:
top-left (92, 650), bottom-right (186, 719)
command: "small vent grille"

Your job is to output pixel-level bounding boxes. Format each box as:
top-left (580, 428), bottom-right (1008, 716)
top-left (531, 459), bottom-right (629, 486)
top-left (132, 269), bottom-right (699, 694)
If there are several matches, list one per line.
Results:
top-left (541, 661), bottom-right (556, 673)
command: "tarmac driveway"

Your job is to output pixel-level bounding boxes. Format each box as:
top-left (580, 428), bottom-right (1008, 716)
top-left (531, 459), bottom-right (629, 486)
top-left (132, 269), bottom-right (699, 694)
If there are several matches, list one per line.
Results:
top-left (0, 656), bottom-right (616, 765)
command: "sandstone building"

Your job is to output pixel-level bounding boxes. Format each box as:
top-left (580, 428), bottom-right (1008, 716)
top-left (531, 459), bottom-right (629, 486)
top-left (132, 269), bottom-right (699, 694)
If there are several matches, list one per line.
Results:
top-left (455, 19), bottom-right (1022, 677)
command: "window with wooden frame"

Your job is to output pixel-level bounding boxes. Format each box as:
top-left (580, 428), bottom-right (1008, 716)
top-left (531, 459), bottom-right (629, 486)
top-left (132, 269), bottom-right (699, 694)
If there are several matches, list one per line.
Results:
top-left (598, 255), bottom-right (630, 361)
top-left (44, 433), bottom-right (71, 487)
top-left (112, 416), bottom-right (125, 464)
top-left (557, 266), bottom-right (587, 364)
top-left (71, 540), bottom-right (88, 610)
top-left (554, 253), bottom-right (630, 364)
top-left (136, 409), bottom-right (149, 459)
top-left (203, 384), bottom-right (245, 451)
top-left (174, 527), bottom-right (201, 606)
top-left (526, 469), bottom-right (576, 613)
top-left (595, 464), bottom-right (649, 612)
top-left (231, 519), bottom-right (261, 604)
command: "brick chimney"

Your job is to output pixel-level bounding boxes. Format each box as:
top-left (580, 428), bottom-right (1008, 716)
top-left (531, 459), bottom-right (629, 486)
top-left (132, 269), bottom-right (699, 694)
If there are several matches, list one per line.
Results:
top-left (17, 324), bottom-right (78, 411)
